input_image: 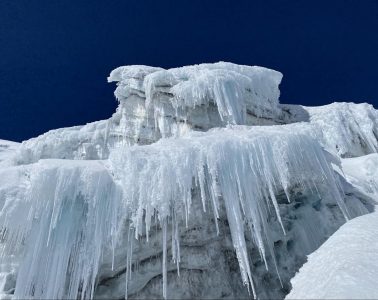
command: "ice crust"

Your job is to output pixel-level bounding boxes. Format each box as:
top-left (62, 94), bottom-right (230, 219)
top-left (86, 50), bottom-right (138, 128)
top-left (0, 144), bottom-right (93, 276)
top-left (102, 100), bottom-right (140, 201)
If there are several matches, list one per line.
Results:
top-left (0, 62), bottom-right (377, 299)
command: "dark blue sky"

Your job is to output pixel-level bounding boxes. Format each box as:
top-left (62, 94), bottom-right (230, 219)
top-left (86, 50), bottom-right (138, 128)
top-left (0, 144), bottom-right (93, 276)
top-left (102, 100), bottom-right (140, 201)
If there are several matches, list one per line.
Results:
top-left (1, 0), bottom-right (377, 142)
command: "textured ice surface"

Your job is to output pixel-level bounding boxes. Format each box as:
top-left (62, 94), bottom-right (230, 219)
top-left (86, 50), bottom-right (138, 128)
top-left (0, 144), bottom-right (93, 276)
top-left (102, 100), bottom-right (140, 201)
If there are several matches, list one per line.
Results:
top-left (0, 160), bottom-right (122, 299)
top-left (304, 103), bottom-right (378, 157)
top-left (0, 62), bottom-right (377, 299)
top-left (0, 125), bottom-right (369, 299)
top-left (342, 154), bottom-right (378, 199)
top-left (108, 62), bottom-right (284, 142)
top-left (0, 140), bottom-right (19, 166)
top-left (287, 208), bottom-right (378, 299)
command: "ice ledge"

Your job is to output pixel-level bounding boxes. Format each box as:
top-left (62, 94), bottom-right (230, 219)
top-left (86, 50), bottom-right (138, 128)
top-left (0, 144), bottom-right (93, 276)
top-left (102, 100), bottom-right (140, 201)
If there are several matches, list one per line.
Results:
top-left (108, 62), bottom-right (283, 127)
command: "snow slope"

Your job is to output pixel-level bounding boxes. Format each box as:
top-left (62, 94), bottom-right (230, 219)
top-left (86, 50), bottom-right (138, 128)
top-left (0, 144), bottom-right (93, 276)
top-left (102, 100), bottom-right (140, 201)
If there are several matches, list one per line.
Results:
top-left (0, 140), bottom-right (19, 165)
top-left (0, 62), bottom-right (377, 299)
top-left (286, 209), bottom-right (378, 299)
top-left (286, 154), bottom-right (378, 299)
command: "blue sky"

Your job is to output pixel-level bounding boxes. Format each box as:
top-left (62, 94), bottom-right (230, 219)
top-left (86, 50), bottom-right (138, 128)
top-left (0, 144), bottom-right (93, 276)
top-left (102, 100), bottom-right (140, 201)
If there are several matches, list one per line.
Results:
top-left (1, 0), bottom-right (377, 141)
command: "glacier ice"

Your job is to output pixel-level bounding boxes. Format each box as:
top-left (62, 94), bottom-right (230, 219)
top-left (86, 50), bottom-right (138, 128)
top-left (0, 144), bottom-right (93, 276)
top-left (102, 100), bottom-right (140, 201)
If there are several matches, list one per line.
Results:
top-left (0, 62), bottom-right (377, 299)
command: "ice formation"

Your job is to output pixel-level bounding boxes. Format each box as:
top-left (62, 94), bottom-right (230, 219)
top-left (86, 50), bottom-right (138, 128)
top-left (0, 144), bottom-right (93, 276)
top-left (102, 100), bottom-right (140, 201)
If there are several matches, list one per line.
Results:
top-left (305, 103), bottom-right (378, 157)
top-left (0, 62), bottom-right (377, 299)
top-left (108, 62), bottom-right (283, 137)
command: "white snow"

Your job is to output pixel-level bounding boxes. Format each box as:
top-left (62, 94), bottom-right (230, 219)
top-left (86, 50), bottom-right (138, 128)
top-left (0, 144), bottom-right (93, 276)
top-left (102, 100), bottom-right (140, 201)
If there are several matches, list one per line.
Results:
top-left (0, 140), bottom-right (19, 165)
top-left (304, 102), bottom-right (378, 157)
top-left (342, 154), bottom-right (378, 199)
top-left (286, 208), bottom-right (378, 299)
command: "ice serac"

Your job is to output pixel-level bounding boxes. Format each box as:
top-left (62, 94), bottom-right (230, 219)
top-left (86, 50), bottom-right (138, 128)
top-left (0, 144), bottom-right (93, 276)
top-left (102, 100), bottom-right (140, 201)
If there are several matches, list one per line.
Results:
top-left (0, 62), bottom-right (376, 299)
top-left (16, 63), bottom-right (283, 165)
top-left (108, 62), bottom-right (283, 141)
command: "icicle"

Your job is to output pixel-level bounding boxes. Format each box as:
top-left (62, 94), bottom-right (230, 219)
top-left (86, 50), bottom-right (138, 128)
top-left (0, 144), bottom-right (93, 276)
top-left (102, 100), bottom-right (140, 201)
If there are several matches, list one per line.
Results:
top-left (125, 226), bottom-right (134, 299)
top-left (162, 219), bottom-right (168, 299)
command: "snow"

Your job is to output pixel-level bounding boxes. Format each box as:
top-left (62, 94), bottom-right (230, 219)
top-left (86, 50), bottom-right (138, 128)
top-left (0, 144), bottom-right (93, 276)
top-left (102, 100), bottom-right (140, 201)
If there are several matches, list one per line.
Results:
top-left (304, 102), bottom-right (378, 157)
top-left (0, 62), bottom-right (377, 299)
top-left (14, 121), bottom-right (110, 165)
top-left (342, 154), bottom-right (378, 199)
top-left (286, 209), bottom-right (378, 299)
top-left (0, 140), bottom-right (19, 165)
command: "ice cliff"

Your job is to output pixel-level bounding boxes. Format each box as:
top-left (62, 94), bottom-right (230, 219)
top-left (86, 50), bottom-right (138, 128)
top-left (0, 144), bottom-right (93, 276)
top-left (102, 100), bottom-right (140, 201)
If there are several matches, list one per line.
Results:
top-left (0, 62), bottom-right (377, 299)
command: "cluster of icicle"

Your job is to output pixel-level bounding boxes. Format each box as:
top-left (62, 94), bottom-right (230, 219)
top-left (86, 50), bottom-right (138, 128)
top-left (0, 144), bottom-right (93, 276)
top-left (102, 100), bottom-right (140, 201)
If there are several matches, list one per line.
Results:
top-left (109, 125), bottom-right (350, 299)
top-left (0, 160), bottom-right (123, 299)
top-left (0, 125), bottom-right (350, 299)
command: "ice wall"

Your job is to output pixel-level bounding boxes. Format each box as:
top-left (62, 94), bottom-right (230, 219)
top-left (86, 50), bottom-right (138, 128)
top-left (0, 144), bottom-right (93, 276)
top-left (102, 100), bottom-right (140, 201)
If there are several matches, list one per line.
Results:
top-left (0, 124), bottom-right (370, 299)
top-left (0, 62), bottom-right (376, 299)
top-left (11, 66), bottom-right (378, 167)
top-left (13, 62), bottom-right (285, 165)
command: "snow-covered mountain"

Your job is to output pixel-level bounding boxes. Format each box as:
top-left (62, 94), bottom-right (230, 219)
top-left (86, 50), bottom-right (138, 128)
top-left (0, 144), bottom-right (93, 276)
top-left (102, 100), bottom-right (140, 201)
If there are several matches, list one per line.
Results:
top-left (0, 62), bottom-right (377, 299)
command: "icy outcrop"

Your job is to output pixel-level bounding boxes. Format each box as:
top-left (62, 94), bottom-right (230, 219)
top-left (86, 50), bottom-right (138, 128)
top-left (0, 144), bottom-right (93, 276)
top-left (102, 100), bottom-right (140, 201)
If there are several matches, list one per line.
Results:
top-left (287, 209), bottom-right (378, 299)
top-left (108, 62), bottom-right (284, 142)
top-left (0, 62), bottom-right (377, 299)
top-left (14, 63), bottom-right (285, 165)
top-left (13, 66), bottom-right (378, 166)
top-left (0, 125), bottom-right (371, 299)
top-left (282, 102), bottom-right (378, 157)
